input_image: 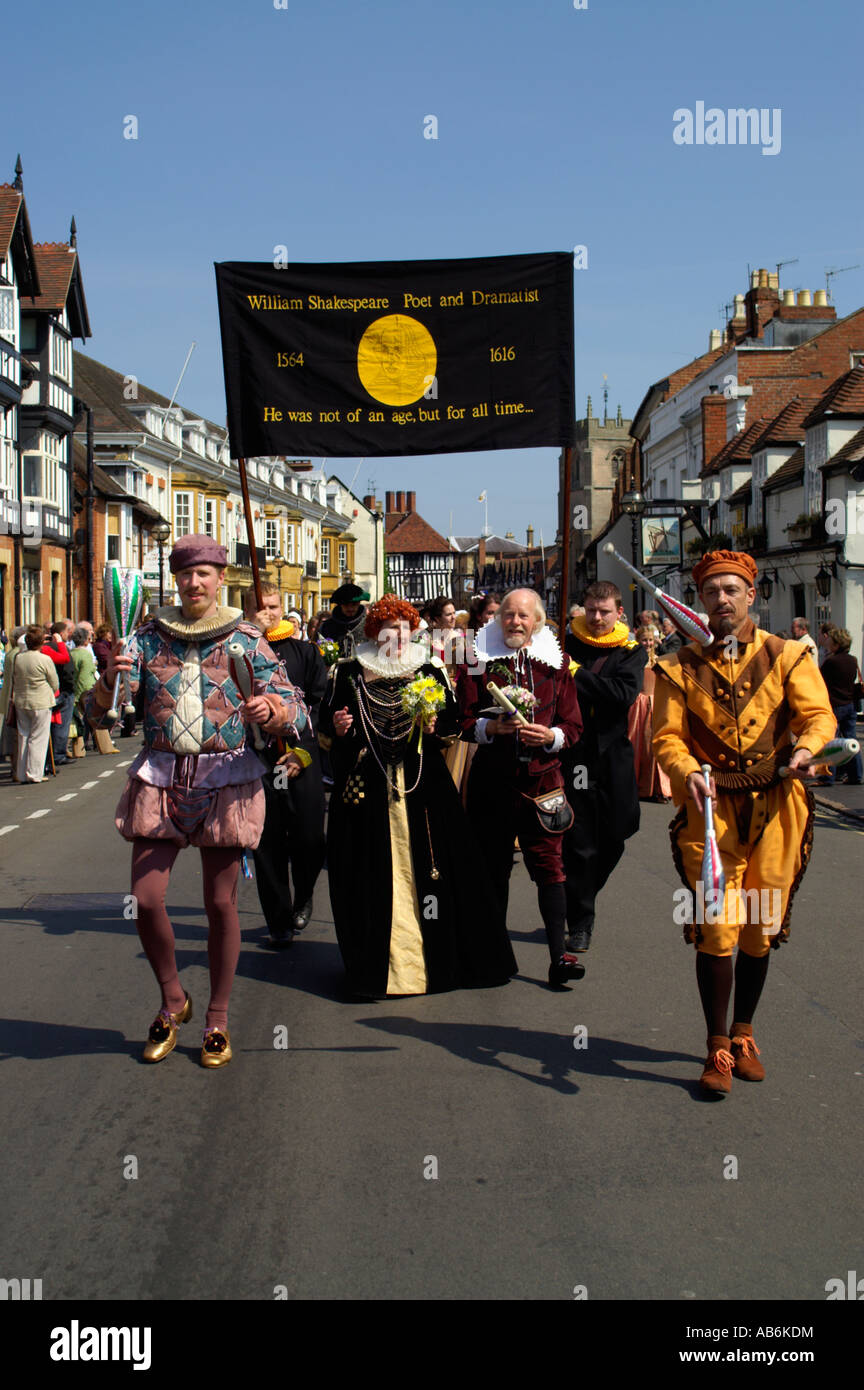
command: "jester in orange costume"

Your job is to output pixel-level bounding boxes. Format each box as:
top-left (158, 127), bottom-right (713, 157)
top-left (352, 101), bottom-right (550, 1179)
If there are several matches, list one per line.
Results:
top-left (652, 551), bottom-right (835, 1097)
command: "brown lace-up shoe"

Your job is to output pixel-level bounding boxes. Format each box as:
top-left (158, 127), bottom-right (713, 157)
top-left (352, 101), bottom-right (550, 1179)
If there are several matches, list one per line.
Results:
top-left (700, 1035), bottom-right (734, 1098)
top-left (730, 1024), bottom-right (765, 1081)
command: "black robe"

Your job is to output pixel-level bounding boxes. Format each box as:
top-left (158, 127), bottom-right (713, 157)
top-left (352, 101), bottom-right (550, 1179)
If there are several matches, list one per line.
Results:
top-left (252, 636), bottom-right (328, 927)
top-left (319, 657), bottom-right (516, 996)
top-left (562, 633), bottom-right (647, 842)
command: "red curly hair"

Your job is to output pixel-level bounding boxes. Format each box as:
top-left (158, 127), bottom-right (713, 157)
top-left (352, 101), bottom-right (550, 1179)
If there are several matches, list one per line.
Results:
top-left (364, 594), bottom-right (421, 639)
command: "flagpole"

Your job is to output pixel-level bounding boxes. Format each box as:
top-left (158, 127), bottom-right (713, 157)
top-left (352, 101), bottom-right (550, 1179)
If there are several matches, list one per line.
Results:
top-left (237, 456), bottom-right (264, 610)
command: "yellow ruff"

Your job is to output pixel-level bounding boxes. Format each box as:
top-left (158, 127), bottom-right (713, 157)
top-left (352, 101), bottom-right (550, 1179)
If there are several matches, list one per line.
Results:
top-left (569, 615), bottom-right (631, 648)
top-left (265, 620), bottom-right (295, 642)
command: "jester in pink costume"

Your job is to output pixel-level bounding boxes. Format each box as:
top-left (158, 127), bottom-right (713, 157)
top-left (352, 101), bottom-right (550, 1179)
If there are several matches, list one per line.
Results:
top-left (87, 535), bottom-right (307, 1067)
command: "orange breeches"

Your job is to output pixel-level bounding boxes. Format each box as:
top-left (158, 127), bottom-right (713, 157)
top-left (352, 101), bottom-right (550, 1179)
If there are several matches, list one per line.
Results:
top-left (671, 781), bottom-right (814, 957)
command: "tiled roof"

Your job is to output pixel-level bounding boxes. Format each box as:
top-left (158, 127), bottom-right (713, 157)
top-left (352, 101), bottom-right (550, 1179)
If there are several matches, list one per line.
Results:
top-left (750, 397), bottom-right (814, 450)
top-left (451, 533), bottom-right (527, 555)
top-left (727, 479), bottom-right (752, 504)
top-left (802, 365), bottom-right (864, 427)
top-left (820, 422), bottom-right (864, 472)
top-left (73, 351), bottom-right (226, 438)
top-left (29, 242), bottom-right (77, 311)
top-left (0, 185), bottom-right (22, 259)
top-left (761, 445), bottom-right (805, 493)
top-left (666, 344), bottom-right (728, 396)
top-left (0, 184), bottom-right (39, 295)
top-left (702, 418), bottom-right (767, 477)
top-left (385, 510), bottom-right (451, 554)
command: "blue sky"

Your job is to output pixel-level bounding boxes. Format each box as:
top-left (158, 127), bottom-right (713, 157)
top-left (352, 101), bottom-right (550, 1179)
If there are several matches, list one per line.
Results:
top-left (5, 0), bottom-right (863, 543)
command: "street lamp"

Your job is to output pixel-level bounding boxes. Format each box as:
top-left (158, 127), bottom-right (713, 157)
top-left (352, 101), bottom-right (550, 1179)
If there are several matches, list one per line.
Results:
top-left (758, 572), bottom-right (773, 603)
top-left (151, 521), bottom-right (171, 608)
top-left (621, 490), bottom-right (646, 617)
top-left (272, 553), bottom-right (286, 613)
top-left (683, 581), bottom-right (696, 607)
top-left (814, 562), bottom-right (835, 600)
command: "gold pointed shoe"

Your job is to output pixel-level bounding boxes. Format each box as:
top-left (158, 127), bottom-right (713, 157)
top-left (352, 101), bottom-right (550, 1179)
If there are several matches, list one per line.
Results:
top-left (200, 1027), bottom-right (232, 1068)
top-left (141, 993), bottom-right (193, 1063)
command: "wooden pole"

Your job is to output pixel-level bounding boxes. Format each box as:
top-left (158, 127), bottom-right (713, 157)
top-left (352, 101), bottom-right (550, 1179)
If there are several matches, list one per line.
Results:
top-left (237, 457), bottom-right (263, 611)
top-left (558, 445), bottom-right (573, 645)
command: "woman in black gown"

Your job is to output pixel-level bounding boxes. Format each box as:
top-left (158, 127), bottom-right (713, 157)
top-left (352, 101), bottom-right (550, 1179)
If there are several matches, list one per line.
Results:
top-left (319, 595), bottom-right (517, 997)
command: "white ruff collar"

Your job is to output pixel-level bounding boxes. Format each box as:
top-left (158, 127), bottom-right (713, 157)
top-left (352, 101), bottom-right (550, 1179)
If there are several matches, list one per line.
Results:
top-left (355, 640), bottom-right (429, 678)
top-left (475, 620), bottom-right (563, 669)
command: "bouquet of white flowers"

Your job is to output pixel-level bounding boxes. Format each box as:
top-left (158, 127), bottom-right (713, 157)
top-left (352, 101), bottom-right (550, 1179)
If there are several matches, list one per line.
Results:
top-left (317, 640), bottom-right (340, 668)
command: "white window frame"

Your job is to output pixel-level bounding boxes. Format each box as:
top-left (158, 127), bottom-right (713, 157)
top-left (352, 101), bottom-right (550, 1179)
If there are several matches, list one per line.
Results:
top-left (175, 490), bottom-right (192, 537)
top-left (321, 537), bottom-right (331, 572)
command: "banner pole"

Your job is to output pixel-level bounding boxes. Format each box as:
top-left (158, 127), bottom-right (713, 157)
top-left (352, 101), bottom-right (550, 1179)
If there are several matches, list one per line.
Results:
top-left (558, 445), bottom-right (573, 645)
top-left (237, 457), bottom-right (264, 611)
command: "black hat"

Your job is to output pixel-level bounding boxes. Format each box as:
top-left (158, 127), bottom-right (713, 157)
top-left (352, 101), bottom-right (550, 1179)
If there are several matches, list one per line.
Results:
top-left (331, 583), bottom-right (370, 606)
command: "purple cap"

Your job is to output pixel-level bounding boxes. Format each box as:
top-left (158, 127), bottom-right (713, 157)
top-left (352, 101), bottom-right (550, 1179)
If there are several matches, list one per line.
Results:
top-left (169, 533), bottom-right (228, 574)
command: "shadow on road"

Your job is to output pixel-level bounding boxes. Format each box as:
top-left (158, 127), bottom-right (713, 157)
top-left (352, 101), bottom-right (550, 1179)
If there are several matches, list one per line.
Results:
top-left (0, 1017), bottom-right (140, 1062)
top-left (359, 1015), bottom-right (702, 1096)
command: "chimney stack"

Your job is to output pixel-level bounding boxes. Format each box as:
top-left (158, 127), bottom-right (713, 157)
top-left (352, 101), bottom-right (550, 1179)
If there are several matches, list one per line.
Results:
top-left (709, 329), bottom-right (722, 351)
top-left (396, 490), bottom-right (406, 512)
top-left (385, 490), bottom-right (395, 513)
top-left (813, 289), bottom-right (828, 307)
top-left (797, 290), bottom-right (812, 307)
top-left (526, 524), bottom-right (534, 548)
top-left (406, 490), bottom-right (416, 512)
top-left (702, 391), bottom-right (727, 470)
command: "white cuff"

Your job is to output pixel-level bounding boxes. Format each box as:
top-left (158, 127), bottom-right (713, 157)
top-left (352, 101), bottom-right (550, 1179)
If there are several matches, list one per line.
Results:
top-left (548, 726), bottom-right (565, 753)
top-left (475, 717), bottom-right (493, 745)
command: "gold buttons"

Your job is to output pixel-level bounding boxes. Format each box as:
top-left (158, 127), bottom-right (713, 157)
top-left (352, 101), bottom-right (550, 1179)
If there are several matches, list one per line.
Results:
top-left (745, 759), bottom-right (753, 767)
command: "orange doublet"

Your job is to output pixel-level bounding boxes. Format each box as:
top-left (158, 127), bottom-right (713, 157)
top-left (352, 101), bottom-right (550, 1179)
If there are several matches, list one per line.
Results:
top-left (652, 620), bottom-right (836, 955)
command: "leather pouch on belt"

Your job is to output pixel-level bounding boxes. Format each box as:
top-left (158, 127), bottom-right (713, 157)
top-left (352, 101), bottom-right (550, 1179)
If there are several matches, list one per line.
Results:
top-left (520, 787), bottom-right (574, 834)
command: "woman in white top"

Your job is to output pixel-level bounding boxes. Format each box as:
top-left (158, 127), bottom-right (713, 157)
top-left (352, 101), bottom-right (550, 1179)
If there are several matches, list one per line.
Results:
top-left (12, 626), bottom-right (60, 783)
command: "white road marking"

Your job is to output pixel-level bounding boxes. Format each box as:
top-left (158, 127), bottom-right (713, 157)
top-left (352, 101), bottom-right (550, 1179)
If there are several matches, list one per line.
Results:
top-left (118, 759), bottom-right (133, 766)
top-left (97, 771), bottom-right (115, 779)
top-left (26, 808), bottom-right (51, 819)
top-left (57, 793), bottom-right (77, 802)
top-left (0, 825), bottom-right (19, 836)
top-left (80, 781), bottom-right (99, 789)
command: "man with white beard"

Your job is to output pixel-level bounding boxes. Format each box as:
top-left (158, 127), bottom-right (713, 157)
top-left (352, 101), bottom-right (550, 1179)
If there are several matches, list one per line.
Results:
top-left (457, 589), bottom-right (584, 988)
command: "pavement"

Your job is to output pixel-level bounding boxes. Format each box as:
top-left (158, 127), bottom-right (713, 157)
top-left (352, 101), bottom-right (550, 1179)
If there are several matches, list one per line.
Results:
top-left (0, 746), bottom-right (861, 1308)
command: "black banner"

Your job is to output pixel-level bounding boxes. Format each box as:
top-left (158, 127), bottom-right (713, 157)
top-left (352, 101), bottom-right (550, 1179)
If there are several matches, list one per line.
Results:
top-left (214, 253), bottom-right (574, 458)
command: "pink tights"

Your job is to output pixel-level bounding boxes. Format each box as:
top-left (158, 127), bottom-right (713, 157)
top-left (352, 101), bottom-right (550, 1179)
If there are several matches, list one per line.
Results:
top-left (131, 839), bottom-right (242, 1030)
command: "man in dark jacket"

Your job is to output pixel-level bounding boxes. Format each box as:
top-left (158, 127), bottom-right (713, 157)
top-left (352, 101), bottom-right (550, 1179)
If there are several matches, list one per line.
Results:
top-left (244, 584), bottom-right (328, 943)
top-left (562, 581), bottom-right (647, 953)
top-left (320, 583), bottom-right (370, 657)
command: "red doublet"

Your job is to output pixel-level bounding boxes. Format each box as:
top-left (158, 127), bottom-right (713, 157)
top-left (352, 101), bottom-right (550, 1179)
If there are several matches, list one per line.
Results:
top-left (458, 652), bottom-right (582, 885)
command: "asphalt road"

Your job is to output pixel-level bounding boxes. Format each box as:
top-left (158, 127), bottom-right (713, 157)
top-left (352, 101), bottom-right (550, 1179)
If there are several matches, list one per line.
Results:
top-left (0, 754), bottom-right (861, 1302)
